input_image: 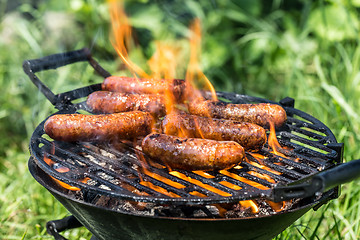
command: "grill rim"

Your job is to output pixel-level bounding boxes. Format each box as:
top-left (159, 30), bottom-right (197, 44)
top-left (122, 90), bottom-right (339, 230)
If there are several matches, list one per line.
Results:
top-left (29, 90), bottom-right (340, 205)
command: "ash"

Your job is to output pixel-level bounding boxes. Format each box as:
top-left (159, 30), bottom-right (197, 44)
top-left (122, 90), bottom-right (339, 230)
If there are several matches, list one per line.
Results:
top-left (68, 190), bottom-right (293, 219)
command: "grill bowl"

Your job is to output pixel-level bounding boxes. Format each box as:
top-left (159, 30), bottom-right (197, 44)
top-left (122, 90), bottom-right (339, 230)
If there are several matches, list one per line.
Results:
top-left (29, 156), bottom-right (329, 240)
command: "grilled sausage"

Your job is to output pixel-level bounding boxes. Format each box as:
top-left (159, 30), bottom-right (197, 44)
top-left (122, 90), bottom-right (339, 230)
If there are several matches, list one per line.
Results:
top-left (142, 133), bottom-right (245, 171)
top-left (44, 111), bottom-right (153, 142)
top-left (86, 91), bottom-right (166, 116)
top-left (162, 111), bottom-right (266, 150)
top-left (188, 100), bottom-right (287, 128)
top-left (102, 76), bottom-right (186, 102)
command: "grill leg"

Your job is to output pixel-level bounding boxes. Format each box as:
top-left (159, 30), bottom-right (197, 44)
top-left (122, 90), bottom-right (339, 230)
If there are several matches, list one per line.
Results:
top-left (46, 215), bottom-right (83, 240)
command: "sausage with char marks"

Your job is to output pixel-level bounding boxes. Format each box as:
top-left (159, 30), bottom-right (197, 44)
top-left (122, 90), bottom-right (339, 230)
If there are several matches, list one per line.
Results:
top-left (102, 76), bottom-right (186, 102)
top-left (86, 91), bottom-right (166, 116)
top-left (188, 100), bottom-right (287, 128)
top-left (162, 111), bottom-right (266, 150)
top-left (44, 111), bottom-right (153, 142)
top-left (142, 133), bottom-right (245, 171)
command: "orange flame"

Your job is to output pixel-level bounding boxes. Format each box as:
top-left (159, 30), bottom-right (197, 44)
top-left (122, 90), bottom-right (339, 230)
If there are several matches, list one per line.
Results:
top-left (239, 200), bottom-right (259, 213)
top-left (170, 171), bottom-right (232, 197)
top-left (247, 161), bottom-right (281, 175)
top-left (139, 181), bottom-right (181, 198)
top-left (266, 200), bottom-right (289, 212)
top-left (219, 181), bottom-right (242, 191)
top-left (44, 154), bottom-right (89, 191)
top-left (109, 2), bottom-right (216, 110)
top-left (247, 171), bottom-right (275, 184)
top-left (136, 150), bottom-right (185, 197)
top-left (268, 122), bottom-right (286, 158)
top-left (148, 41), bottom-right (180, 80)
top-left (107, 1), bottom-right (292, 215)
top-left (185, 19), bottom-right (217, 102)
top-left (219, 170), bottom-right (269, 190)
top-left (189, 191), bottom-right (207, 197)
top-left (109, 0), bottom-right (149, 78)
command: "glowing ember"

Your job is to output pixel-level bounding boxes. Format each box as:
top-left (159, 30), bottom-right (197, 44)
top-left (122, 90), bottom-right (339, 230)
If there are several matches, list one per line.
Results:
top-left (143, 169), bottom-right (185, 189)
top-left (193, 171), bottom-right (215, 179)
top-left (247, 160), bottom-right (281, 175)
top-left (239, 200), bottom-right (259, 214)
top-left (170, 171), bottom-right (232, 197)
top-left (136, 150), bottom-right (185, 195)
top-left (44, 154), bottom-right (89, 191)
top-left (219, 181), bottom-right (242, 191)
top-left (266, 200), bottom-right (288, 213)
top-left (219, 170), bottom-right (269, 190)
top-left (247, 171), bottom-right (275, 184)
top-left (139, 181), bottom-right (180, 198)
top-left (248, 152), bottom-right (267, 160)
top-left (189, 191), bottom-right (207, 197)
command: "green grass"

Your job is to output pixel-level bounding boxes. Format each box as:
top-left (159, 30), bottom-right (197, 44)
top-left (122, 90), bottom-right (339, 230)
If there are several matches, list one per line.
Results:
top-left (1, 0), bottom-right (360, 239)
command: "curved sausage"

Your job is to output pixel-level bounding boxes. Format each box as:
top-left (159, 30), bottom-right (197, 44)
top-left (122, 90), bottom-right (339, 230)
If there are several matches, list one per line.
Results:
top-left (102, 76), bottom-right (186, 102)
top-left (162, 111), bottom-right (266, 150)
top-left (188, 100), bottom-right (287, 128)
top-left (86, 91), bottom-right (166, 116)
top-left (44, 111), bottom-right (154, 142)
top-left (142, 133), bottom-right (245, 171)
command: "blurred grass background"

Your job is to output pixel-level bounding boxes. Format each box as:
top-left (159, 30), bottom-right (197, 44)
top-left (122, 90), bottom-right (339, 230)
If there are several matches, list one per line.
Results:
top-left (1, 0), bottom-right (360, 239)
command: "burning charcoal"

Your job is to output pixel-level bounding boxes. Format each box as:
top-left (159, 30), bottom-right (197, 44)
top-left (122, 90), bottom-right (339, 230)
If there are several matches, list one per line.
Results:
top-left (99, 185), bottom-right (111, 191)
top-left (99, 148), bottom-right (117, 159)
top-left (205, 205), bottom-right (221, 217)
top-left (192, 209), bottom-right (209, 218)
top-left (95, 195), bottom-right (122, 209)
top-left (153, 205), bottom-right (186, 218)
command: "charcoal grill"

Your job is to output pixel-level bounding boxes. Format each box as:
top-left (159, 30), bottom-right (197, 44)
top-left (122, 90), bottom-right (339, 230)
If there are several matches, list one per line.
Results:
top-left (24, 48), bottom-right (360, 240)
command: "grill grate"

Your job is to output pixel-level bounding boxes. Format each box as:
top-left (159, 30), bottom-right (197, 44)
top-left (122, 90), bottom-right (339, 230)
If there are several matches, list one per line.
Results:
top-left (30, 92), bottom-right (340, 205)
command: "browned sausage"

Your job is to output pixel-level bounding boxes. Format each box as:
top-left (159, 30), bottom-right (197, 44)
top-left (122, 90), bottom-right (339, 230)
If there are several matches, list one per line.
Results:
top-left (162, 111), bottom-right (266, 150)
top-left (86, 91), bottom-right (166, 116)
top-left (188, 100), bottom-right (287, 128)
top-left (102, 76), bottom-right (186, 102)
top-left (44, 111), bottom-right (154, 142)
top-left (142, 133), bottom-right (245, 171)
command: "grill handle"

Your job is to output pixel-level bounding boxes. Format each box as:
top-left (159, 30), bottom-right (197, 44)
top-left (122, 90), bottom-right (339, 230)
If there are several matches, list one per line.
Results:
top-left (24, 48), bottom-right (91, 73)
top-left (272, 159), bottom-right (360, 202)
top-left (315, 159), bottom-right (360, 192)
top-left (23, 48), bottom-right (110, 108)
top-left (46, 215), bottom-right (83, 240)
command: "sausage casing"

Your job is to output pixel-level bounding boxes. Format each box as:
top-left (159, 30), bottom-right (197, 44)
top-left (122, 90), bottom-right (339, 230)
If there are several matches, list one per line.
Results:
top-left (86, 91), bottom-right (166, 116)
top-left (162, 111), bottom-right (266, 150)
top-left (102, 76), bottom-right (186, 102)
top-left (188, 100), bottom-right (287, 128)
top-left (44, 111), bottom-right (153, 142)
top-left (142, 133), bottom-right (245, 171)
